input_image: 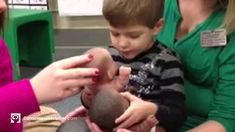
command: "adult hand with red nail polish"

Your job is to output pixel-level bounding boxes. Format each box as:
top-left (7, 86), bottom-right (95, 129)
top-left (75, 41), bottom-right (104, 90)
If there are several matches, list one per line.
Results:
top-left (30, 54), bottom-right (99, 105)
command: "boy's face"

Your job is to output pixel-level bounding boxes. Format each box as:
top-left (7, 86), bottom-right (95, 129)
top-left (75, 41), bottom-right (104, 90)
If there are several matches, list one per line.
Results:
top-left (109, 24), bottom-right (157, 59)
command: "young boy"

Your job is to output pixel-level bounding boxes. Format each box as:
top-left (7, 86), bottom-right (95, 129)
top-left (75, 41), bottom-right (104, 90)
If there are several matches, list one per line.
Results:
top-left (82, 0), bottom-right (186, 131)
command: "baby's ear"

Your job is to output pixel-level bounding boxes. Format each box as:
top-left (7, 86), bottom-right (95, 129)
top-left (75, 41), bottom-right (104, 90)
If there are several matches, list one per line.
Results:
top-left (107, 67), bottom-right (118, 81)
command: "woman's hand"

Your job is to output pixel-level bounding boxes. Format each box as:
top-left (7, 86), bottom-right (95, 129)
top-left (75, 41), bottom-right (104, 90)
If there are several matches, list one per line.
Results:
top-left (30, 54), bottom-right (99, 104)
top-left (115, 92), bottom-right (158, 130)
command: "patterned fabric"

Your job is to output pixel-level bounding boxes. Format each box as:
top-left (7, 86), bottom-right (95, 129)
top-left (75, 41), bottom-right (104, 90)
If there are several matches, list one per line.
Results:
top-left (109, 41), bottom-right (186, 131)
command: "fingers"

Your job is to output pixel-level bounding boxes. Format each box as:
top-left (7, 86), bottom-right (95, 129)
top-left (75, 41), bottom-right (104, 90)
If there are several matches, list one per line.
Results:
top-left (117, 66), bottom-right (131, 87)
top-left (115, 92), bottom-right (140, 125)
top-left (120, 92), bottom-right (139, 102)
top-left (116, 129), bottom-right (133, 132)
top-left (56, 54), bottom-right (93, 69)
top-left (115, 107), bottom-right (132, 124)
top-left (90, 123), bottom-right (103, 132)
top-left (84, 117), bottom-right (103, 132)
top-left (116, 115), bottom-right (137, 129)
top-left (72, 106), bottom-right (88, 117)
top-left (62, 79), bottom-right (95, 89)
top-left (60, 68), bottom-right (99, 80)
top-left (119, 66), bottom-right (131, 76)
top-left (146, 115), bottom-right (159, 126)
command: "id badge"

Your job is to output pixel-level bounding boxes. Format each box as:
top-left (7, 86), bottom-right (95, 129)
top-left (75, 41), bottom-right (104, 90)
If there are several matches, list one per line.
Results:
top-left (200, 29), bottom-right (227, 47)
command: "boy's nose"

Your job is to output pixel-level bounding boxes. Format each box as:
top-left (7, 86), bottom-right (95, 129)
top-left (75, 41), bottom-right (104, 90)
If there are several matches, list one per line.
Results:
top-left (0, 0), bottom-right (7, 13)
top-left (119, 37), bottom-right (129, 50)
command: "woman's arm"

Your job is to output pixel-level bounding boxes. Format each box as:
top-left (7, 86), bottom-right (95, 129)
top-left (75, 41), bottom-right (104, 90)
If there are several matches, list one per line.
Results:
top-left (0, 54), bottom-right (98, 131)
top-left (188, 121), bottom-right (225, 132)
top-left (0, 80), bottom-right (40, 132)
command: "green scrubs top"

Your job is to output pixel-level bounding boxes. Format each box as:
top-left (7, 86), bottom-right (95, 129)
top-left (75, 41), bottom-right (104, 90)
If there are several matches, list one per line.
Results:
top-left (156, 0), bottom-right (235, 131)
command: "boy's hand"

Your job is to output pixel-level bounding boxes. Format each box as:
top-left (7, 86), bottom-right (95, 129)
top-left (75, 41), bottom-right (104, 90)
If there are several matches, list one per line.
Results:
top-left (115, 92), bottom-right (158, 129)
top-left (116, 66), bottom-right (131, 91)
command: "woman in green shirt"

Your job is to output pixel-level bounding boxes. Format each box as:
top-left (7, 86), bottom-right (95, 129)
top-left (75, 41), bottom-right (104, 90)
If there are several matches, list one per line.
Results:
top-left (156, 0), bottom-right (235, 131)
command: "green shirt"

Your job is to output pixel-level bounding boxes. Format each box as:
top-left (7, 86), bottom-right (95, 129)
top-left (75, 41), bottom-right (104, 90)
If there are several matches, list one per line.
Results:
top-left (156, 0), bottom-right (235, 131)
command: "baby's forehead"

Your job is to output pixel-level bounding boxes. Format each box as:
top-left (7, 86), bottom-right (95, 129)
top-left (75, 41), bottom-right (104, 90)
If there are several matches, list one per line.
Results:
top-left (86, 47), bottom-right (110, 57)
top-left (85, 48), bottom-right (115, 67)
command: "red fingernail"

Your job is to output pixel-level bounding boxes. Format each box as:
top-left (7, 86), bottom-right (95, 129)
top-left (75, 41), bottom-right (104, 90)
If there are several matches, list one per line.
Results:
top-left (95, 69), bottom-right (100, 75)
top-left (88, 54), bottom-right (93, 59)
top-left (92, 78), bottom-right (97, 84)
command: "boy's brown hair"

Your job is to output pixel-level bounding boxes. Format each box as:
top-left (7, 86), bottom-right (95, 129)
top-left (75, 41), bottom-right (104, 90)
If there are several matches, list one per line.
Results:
top-left (102, 0), bottom-right (163, 28)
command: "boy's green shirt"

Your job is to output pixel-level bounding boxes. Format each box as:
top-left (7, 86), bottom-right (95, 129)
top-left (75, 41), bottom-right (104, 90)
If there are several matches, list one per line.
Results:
top-left (156, 0), bottom-right (235, 131)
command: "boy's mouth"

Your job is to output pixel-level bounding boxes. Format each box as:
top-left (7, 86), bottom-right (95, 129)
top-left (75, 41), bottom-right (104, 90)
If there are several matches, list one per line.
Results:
top-left (120, 50), bottom-right (130, 56)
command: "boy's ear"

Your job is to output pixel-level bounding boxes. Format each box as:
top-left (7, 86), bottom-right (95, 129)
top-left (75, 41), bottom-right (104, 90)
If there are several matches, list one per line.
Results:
top-left (153, 18), bottom-right (164, 35)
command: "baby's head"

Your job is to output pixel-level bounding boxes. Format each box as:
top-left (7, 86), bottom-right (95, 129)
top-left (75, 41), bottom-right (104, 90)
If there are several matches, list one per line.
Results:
top-left (88, 88), bottom-right (129, 132)
top-left (83, 47), bottom-right (118, 85)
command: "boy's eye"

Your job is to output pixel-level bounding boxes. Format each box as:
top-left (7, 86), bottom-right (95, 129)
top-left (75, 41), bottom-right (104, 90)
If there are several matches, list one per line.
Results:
top-left (129, 34), bottom-right (140, 39)
top-left (111, 32), bottom-right (120, 37)
top-left (127, 32), bottom-right (141, 39)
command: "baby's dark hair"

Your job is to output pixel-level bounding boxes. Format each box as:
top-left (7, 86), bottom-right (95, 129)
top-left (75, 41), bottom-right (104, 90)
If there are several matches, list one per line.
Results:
top-left (56, 117), bottom-right (90, 132)
top-left (88, 88), bottom-right (129, 132)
